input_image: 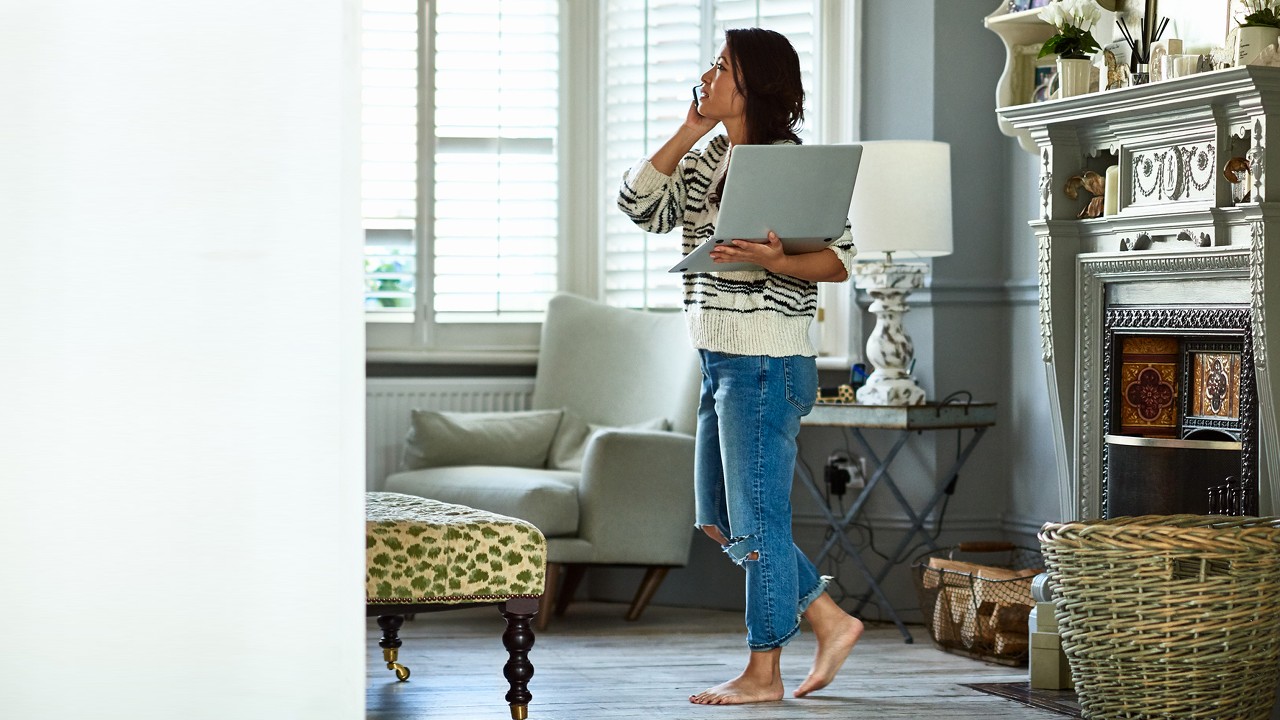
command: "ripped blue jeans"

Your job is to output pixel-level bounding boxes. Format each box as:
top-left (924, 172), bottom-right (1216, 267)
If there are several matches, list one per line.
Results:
top-left (694, 349), bottom-right (828, 651)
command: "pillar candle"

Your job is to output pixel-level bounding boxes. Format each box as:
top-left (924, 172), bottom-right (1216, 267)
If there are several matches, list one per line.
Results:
top-left (1104, 165), bottom-right (1120, 216)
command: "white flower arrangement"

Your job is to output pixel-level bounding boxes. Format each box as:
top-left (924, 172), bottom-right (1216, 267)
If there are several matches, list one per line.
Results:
top-left (1037, 0), bottom-right (1105, 59)
top-left (1237, 0), bottom-right (1280, 28)
top-left (1039, 0), bottom-right (1103, 32)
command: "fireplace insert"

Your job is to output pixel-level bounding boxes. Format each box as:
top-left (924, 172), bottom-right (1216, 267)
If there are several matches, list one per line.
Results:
top-left (1101, 306), bottom-right (1258, 517)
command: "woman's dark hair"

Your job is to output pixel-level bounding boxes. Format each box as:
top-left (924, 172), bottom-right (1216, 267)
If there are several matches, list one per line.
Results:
top-left (724, 27), bottom-right (805, 146)
top-left (709, 28), bottom-right (805, 205)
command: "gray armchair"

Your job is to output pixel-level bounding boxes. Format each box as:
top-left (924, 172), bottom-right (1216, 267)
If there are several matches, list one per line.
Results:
top-left (383, 293), bottom-right (700, 629)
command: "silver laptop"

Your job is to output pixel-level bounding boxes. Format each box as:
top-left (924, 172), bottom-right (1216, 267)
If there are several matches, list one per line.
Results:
top-left (669, 144), bottom-right (863, 273)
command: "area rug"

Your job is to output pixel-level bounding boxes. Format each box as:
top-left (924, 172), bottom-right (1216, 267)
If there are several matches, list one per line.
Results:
top-left (962, 682), bottom-right (1081, 718)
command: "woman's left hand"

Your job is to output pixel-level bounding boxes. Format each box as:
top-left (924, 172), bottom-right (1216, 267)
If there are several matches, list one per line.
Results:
top-left (708, 230), bottom-right (849, 281)
top-left (710, 231), bottom-right (785, 272)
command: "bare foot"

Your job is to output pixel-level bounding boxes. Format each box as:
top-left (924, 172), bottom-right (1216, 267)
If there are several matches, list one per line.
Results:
top-left (690, 649), bottom-right (785, 705)
top-left (794, 596), bottom-right (863, 698)
top-left (689, 673), bottom-right (785, 705)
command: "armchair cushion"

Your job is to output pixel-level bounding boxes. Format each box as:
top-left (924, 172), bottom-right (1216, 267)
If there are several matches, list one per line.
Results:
top-left (401, 409), bottom-right (564, 471)
top-left (547, 410), bottom-right (670, 471)
top-left (383, 465), bottom-right (581, 537)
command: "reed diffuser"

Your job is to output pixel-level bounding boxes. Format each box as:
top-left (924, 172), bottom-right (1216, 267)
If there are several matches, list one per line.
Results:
top-left (1115, 0), bottom-right (1168, 82)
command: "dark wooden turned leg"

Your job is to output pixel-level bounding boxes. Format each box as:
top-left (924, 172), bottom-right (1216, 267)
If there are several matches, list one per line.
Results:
top-left (554, 564), bottom-right (586, 617)
top-left (625, 566), bottom-right (669, 621)
top-left (376, 614), bottom-right (411, 681)
top-left (536, 562), bottom-right (560, 632)
top-left (500, 597), bottom-right (539, 720)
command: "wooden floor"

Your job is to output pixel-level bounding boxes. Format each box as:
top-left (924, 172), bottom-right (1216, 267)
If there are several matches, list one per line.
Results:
top-left (366, 601), bottom-right (1065, 720)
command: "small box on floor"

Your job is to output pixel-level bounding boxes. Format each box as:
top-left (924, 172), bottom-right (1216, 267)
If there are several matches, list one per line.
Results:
top-left (1029, 630), bottom-right (1073, 690)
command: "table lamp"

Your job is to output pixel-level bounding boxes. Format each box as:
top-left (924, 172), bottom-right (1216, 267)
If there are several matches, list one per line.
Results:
top-left (848, 140), bottom-right (953, 406)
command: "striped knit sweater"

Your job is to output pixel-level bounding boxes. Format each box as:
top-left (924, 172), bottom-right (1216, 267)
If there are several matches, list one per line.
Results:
top-left (617, 134), bottom-right (857, 358)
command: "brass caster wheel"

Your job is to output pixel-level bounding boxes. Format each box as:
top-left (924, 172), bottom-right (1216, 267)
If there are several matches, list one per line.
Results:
top-left (382, 647), bottom-right (410, 681)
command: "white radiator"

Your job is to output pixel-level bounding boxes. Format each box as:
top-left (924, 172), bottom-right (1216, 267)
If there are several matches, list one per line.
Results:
top-left (366, 377), bottom-right (535, 490)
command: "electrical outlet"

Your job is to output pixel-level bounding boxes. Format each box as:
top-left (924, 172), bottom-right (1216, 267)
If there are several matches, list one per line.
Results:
top-left (825, 452), bottom-right (866, 495)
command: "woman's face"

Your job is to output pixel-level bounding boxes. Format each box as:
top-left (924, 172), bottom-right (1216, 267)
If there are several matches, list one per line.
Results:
top-left (697, 45), bottom-right (745, 122)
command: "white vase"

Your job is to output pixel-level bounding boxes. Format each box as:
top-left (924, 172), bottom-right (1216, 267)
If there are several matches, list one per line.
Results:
top-left (1237, 25), bottom-right (1280, 66)
top-left (1057, 57), bottom-right (1093, 98)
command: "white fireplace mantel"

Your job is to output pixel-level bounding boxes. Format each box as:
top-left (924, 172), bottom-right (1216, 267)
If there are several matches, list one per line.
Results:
top-left (999, 66), bottom-right (1280, 520)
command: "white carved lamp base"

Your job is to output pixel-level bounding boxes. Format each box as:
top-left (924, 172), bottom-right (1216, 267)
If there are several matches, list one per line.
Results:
top-left (854, 262), bottom-right (928, 406)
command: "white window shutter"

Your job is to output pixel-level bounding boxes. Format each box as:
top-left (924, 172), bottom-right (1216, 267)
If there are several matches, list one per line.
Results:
top-left (602, 0), bottom-right (702, 310)
top-left (362, 0), bottom-right (419, 317)
top-left (431, 0), bottom-right (560, 323)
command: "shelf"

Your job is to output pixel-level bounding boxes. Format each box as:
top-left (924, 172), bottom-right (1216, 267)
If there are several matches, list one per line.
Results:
top-left (985, 1), bottom-right (1117, 153)
top-left (986, 7), bottom-right (1056, 29)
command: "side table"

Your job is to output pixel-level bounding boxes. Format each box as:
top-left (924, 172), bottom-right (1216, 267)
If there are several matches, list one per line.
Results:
top-left (796, 402), bottom-right (997, 642)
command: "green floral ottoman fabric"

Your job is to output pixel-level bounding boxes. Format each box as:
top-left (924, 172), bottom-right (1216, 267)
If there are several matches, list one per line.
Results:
top-left (366, 492), bottom-right (547, 604)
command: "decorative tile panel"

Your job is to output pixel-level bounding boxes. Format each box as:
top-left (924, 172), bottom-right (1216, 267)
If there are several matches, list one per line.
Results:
top-left (1129, 143), bottom-right (1216, 207)
top-left (1118, 335), bottom-right (1179, 437)
top-left (1190, 352), bottom-right (1242, 420)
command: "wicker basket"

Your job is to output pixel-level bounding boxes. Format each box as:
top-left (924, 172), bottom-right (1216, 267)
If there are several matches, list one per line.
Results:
top-left (1039, 515), bottom-right (1280, 720)
top-left (912, 543), bottom-right (1042, 666)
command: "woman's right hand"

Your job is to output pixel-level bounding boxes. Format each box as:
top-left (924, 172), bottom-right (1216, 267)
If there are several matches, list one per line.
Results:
top-left (648, 96), bottom-right (718, 176)
top-left (683, 98), bottom-right (718, 136)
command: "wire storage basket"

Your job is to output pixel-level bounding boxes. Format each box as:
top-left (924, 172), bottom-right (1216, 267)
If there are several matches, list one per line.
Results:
top-left (912, 542), bottom-right (1042, 666)
top-left (1039, 515), bottom-right (1280, 720)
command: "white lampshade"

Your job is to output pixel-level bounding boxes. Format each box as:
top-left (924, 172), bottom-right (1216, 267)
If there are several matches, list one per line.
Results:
top-left (848, 140), bottom-right (953, 260)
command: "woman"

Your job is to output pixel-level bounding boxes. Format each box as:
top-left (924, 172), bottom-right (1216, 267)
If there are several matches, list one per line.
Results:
top-left (616, 28), bottom-right (864, 705)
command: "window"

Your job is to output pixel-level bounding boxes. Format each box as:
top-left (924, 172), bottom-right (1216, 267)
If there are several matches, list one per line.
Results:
top-left (431, 1), bottom-right (560, 323)
top-left (362, 0), bottom-right (419, 320)
top-left (363, 0), bottom-right (561, 350)
top-left (363, 0), bottom-right (858, 359)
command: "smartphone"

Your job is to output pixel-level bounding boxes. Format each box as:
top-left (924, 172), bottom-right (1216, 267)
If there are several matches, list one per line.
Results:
top-left (691, 85), bottom-right (699, 104)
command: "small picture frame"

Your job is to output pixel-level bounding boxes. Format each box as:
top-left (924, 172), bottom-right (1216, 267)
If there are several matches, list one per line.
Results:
top-left (1032, 64), bottom-right (1058, 103)
top-left (1014, 43), bottom-right (1058, 104)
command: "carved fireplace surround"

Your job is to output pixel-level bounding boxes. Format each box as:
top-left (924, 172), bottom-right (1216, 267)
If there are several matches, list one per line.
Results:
top-left (1000, 66), bottom-right (1280, 520)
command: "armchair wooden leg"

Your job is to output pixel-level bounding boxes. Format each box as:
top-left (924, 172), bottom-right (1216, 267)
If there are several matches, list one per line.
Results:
top-left (536, 562), bottom-right (560, 631)
top-left (500, 597), bottom-right (538, 720)
top-left (554, 564), bottom-right (587, 617)
top-left (625, 566), bottom-right (670, 621)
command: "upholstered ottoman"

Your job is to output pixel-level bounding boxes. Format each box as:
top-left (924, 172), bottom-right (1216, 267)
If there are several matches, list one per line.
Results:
top-left (366, 492), bottom-right (546, 720)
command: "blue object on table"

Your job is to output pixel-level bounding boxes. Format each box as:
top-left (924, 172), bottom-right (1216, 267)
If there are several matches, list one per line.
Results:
top-left (850, 363), bottom-right (868, 389)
